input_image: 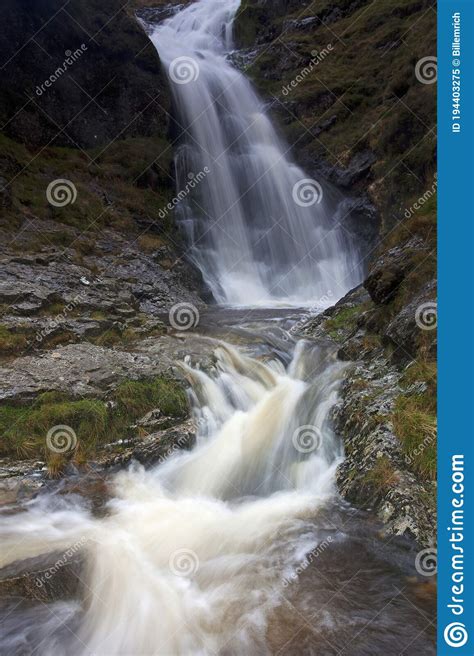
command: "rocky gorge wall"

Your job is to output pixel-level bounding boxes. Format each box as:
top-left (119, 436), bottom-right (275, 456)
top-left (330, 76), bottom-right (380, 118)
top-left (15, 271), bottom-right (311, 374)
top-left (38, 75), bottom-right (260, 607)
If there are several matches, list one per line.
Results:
top-left (235, 0), bottom-right (437, 546)
top-left (0, 0), bottom-right (205, 482)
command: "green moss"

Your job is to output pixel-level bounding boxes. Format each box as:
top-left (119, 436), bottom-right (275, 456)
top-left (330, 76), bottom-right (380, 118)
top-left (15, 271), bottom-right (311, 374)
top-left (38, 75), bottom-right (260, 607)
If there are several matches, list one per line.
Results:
top-left (113, 377), bottom-right (187, 419)
top-left (0, 398), bottom-right (108, 460)
top-left (0, 376), bottom-right (188, 466)
top-left (0, 324), bottom-right (31, 354)
top-left (38, 302), bottom-right (66, 317)
top-left (392, 359), bottom-right (437, 480)
top-left (0, 131), bottom-right (176, 255)
top-left (324, 304), bottom-right (368, 340)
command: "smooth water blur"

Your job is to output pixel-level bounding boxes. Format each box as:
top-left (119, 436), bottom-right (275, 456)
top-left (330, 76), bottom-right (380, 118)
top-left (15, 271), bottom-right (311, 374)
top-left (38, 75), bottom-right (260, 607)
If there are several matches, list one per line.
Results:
top-left (0, 3), bottom-right (435, 653)
top-left (0, 334), bottom-right (347, 653)
top-left (149, 0), bottom-right (363, 306)
top-left (0, 315), bottom-right (435, 655)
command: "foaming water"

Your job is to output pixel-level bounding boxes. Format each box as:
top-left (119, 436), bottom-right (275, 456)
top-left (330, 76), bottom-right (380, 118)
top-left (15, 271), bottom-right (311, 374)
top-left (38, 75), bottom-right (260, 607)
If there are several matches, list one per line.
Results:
top-left (0, 339), bottom-right (348, 654)
top-left (147, 0), bottom-right (363, 306)
top-left (0, 327), bottom-right (436, 655)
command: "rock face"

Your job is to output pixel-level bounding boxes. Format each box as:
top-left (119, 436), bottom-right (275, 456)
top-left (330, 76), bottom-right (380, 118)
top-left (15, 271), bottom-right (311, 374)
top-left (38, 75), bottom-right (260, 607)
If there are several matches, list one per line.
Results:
top-left (333, 356), bottom-right (435, 547)
top-left (295, 285), bottom-right (436, 547)
top-left (365, 237), bottom-right (428, 305)
top-left (0, 0), bottom-right (170, 149)
top-left (234, 0), bottom-right (436, 245)
top-left (0, 0), bottom-right (207, 488)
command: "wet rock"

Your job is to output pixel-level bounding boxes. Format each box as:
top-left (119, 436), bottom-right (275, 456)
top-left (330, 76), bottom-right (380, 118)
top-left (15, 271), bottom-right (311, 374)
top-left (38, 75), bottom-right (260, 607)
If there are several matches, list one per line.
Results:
top-left (365, 237), bottom-right (428, 304)
top-left (132, 408), bottom-right (164, 431)
top-left (283, 16), bottom-right (318, 31)
top-left (0, 0), bottom-right (170, 149)
top-left (97, 418), bottom-right (196, 469)
top-left (333, 360), bottom-right (436, 546)
top-left (294, 285), bottom-right (371, 342)
top-left (385, 280), bottom-right (437, 362)
top-left (0, 343), bottom-right (174, 401)
top-left (0, 551), bottom-right (83, 602)
top-left (331, 149), bottom-right (378, 189)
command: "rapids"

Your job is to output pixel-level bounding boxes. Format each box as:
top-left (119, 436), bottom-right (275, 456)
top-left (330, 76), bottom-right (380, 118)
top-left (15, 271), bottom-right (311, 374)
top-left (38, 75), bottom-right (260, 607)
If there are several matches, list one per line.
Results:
top-left (0, 311), bottom-right (435, 654)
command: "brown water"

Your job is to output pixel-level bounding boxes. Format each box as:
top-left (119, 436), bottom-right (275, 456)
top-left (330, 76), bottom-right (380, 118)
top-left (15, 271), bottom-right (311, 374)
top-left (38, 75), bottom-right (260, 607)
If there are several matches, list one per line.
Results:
top-left (0, 309), bottom-right (435, 655)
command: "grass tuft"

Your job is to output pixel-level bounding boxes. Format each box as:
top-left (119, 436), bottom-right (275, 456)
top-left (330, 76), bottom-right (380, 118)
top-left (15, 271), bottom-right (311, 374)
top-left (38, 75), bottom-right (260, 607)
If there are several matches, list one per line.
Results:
top-left (0, 376), bottom-right (188, 470)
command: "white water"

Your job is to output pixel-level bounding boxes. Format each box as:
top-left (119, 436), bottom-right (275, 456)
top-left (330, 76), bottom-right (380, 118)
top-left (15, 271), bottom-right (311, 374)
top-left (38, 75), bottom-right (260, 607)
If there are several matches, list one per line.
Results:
top-left (0, 339), bottom-right (347, 654)
top-left (0, 4), bottom-right (437, 653)
top-left (149, 0), bottom-right (363, 306)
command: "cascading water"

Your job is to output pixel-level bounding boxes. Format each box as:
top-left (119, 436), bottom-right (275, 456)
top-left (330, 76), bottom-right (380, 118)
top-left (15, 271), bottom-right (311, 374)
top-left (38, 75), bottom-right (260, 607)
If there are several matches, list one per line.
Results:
top-left (0, 3), bottom-right (436, 654)
top-left (0, 324), bottom-right (436, 654)
top-left (149, 0), bottom-right (363, 306)
top-left (0, 336), bottom-right (347, 654)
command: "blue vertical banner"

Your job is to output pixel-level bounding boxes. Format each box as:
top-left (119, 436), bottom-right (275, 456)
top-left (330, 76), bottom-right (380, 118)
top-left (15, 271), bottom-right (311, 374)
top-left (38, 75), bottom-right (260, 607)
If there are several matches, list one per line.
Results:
top-left (438, 1), bottom-right (474, 654)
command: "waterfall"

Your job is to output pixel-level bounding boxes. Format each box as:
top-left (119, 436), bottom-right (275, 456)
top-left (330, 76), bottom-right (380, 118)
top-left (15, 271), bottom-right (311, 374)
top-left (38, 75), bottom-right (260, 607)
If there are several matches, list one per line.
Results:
top-left (149, 0), bottom-right (363, 307)
top-left (0, 339), bottom-right (348, 654)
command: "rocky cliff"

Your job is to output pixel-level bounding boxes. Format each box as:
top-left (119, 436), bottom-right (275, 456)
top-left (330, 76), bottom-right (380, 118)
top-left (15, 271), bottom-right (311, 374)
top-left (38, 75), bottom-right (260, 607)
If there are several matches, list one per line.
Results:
top-left (0, 0), bottom-right (204, 480)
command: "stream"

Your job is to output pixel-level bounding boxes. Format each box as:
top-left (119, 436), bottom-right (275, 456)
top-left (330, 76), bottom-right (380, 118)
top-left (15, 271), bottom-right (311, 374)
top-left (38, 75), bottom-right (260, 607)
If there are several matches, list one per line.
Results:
top-left (0, 1), bottom-right (435, 654)
top-left (0, 310), bottom-right (435, 655)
